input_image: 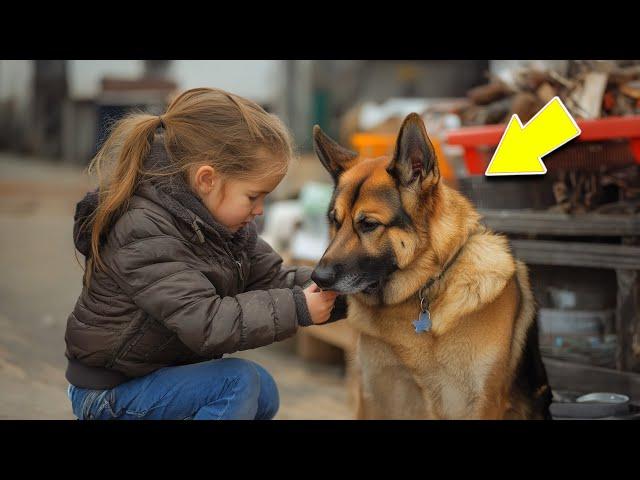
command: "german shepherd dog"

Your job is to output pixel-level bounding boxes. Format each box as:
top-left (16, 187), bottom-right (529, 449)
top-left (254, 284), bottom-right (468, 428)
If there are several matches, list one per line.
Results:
top-left (310, 113), bottom-right (552, 419)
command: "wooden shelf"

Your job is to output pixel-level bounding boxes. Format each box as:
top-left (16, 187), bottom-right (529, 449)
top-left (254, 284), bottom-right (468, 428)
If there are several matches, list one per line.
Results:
top-left (509, 239), bottom-right (640, 270)
top-left (480, 209), bottom-right (640, 237)
top-left (543, 358), bottom-right (640, 400)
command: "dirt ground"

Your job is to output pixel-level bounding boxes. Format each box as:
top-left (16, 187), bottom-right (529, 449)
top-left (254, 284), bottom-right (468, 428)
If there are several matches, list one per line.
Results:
top-left (0, 153), bottom-right (351, 420)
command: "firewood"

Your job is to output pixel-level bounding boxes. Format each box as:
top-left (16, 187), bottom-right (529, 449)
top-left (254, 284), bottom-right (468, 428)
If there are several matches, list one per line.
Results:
top-left (536, 82), bottom-right (557, 103)
top-left (517, 69), bottom-right (550, 91)
top-left (608, 65), bottom-right (640, 86)
top-left (510, 92), bottom-right (544, 123)
top-left (566, 72), bottom-right (608, 119)
top-left (620, 80), bottom-right (640, 100)
top-left (467, 81), bottom-right (511, 105)
top-left (484, 97), bottom-right (513, 124)
top-left (612, 93), bottom-right (636, 116)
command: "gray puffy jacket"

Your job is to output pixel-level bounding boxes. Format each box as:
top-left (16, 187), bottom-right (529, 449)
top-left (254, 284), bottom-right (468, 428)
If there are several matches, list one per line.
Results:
top-left (64, 136), bottom-right (346, 389)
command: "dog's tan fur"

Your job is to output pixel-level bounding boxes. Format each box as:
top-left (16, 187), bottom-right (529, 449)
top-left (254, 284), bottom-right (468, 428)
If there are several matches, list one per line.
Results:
top-left (312, 114), bottom-right (550, 419)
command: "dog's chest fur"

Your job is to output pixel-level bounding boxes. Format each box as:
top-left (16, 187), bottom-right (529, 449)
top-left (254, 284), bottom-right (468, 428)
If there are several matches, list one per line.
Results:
top-left (348, 240), bottom-right (522, 419)
top-left (353, 309), bottom-right (505, 419)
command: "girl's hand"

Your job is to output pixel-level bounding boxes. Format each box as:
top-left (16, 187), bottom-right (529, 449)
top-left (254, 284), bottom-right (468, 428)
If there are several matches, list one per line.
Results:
top-left (303, 283), bottom-right (339, 325)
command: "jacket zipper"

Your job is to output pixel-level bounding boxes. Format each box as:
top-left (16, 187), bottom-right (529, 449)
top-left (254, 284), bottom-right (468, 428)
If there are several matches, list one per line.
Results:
top-left (192, 217), bottom-right (244, 286)
top-left (223, 244), bottom-right (244, 285)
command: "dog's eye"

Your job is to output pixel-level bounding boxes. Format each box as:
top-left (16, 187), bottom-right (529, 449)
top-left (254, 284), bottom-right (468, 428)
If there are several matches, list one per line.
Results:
top-left (359, 219), bottom-right (381, 233)
top-left (328, 210), bottom-right (341, 228)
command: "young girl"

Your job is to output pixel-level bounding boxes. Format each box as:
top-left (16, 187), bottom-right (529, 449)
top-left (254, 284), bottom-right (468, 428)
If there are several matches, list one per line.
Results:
top-left (65, 87), bottom-right (346, 420)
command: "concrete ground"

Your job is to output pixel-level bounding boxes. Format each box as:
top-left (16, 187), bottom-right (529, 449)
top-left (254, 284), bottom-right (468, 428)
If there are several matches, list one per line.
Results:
top-left (0, 153), bottom-right (350, 420)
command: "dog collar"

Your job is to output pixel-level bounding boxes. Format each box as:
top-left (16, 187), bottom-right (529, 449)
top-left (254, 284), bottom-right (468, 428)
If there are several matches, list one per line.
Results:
top-left (413, 228), bottom-right (483, 333)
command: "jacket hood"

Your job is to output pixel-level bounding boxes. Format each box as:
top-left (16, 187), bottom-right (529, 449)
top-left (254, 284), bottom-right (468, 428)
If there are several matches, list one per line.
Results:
top-left (73, 132), bottom-right (258, 258)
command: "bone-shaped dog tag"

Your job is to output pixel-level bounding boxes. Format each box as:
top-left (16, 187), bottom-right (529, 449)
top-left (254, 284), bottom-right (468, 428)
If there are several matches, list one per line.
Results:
top-left (412, 310), bottom-right (431, 333)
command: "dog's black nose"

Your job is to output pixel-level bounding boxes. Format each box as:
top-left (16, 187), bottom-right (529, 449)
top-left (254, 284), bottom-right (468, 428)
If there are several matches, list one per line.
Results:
top-left (311, 265), bottom-right (336, 289)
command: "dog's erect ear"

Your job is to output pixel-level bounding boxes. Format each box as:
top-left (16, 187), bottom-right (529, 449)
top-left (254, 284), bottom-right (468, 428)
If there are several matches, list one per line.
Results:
top-left (387, 113), bottom-right (439, 188)
top-left (313, 125), bottom-right (359, 182)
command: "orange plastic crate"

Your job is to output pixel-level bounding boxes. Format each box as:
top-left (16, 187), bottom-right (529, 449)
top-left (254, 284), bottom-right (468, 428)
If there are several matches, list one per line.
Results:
top-left (350, 132), bottom-right (456, 183)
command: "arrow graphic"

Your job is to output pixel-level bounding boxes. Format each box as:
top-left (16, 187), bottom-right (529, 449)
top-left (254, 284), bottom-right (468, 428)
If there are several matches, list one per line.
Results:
top-left (485, 96), bottom-right (581, 176)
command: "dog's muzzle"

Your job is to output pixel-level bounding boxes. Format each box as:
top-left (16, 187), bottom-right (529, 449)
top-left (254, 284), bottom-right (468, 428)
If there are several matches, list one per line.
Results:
top-left (310, 265), bottom-right (338, 290)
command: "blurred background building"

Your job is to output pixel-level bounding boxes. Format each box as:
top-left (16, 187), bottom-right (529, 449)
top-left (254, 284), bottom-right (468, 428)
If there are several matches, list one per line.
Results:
top-left (0, 60), bottom-right (488, 162)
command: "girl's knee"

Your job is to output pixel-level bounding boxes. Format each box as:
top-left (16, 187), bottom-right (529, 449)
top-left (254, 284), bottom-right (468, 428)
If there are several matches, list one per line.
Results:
top-left (220, 358), bottom-right (261, 395)
top-left (247, 361), bottom-right (280, 420)
top-left (203, 358), bottom-right (278, 419)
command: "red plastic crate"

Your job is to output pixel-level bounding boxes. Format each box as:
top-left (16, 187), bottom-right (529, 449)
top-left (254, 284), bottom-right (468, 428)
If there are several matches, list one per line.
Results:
top-left (446, 115), bottom-right (640, 175)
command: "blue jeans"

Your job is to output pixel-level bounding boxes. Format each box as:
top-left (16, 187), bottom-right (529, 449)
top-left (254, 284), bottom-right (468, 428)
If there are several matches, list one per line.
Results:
top-left (67, 358), bottom-right (279, 420)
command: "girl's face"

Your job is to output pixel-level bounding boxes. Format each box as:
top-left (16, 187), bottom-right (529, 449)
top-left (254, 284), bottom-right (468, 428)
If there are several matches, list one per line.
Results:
top-left (192, 164), bottom-right (285, 233)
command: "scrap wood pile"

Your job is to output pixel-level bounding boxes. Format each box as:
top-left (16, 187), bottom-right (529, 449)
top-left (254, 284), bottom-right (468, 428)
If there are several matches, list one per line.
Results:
top-left (460, 60), bottom-right (640, 125)
top-left (461, 60), bottom-right (640, 214)
top-left (340, 61), bottom-right (640, 137)
top-left (338, 61), bottom-right (640, 213)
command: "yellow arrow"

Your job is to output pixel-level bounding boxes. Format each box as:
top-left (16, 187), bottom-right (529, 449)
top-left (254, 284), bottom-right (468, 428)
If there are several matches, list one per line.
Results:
top-left (485, 96), bottom-right (581, 176)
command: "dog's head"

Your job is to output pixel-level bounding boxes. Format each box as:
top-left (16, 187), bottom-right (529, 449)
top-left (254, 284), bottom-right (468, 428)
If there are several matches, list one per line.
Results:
top-left (311, 113), bottom-right (443, 303)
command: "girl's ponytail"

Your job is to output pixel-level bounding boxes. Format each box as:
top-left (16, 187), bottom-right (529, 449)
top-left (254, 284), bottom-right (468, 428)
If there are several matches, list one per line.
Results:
top-left (87, 113), bottom-right (163, 273)
top-left (81, 87), bottom-right (295, 283)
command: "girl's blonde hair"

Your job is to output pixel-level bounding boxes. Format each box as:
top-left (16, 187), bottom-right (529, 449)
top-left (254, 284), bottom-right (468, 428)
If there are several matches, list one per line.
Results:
top-left (83, 87), bottom-right (294, 273)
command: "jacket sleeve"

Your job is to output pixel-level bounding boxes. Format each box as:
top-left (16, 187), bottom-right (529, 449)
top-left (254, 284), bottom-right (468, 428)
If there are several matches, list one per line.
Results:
top-left (245, 237), bottom-right (348, 324)
top-left (106, 234), bottom-right (303, 358)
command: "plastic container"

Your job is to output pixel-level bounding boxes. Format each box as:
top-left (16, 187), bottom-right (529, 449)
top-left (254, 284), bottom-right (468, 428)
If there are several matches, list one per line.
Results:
top-left (349, 132), bottom-right (456, 183)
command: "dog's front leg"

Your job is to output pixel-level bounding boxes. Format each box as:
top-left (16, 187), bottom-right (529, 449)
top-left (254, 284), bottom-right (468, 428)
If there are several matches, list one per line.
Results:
top-left (473, 385), bottom-right (511, 419)
top-left (354, 388), bottom-right (368, 419)
top-left (351, 365), bottom-right (368, 419)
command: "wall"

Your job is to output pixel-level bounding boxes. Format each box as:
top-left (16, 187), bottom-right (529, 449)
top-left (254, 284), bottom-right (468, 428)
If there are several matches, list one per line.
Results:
top-left (169, 60), bottom-right (283, 106)
top-left (0, 60), bottom-right (34, 150)
top-left (66, 60), bottom-right (283, 105)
